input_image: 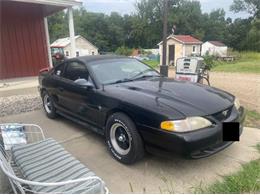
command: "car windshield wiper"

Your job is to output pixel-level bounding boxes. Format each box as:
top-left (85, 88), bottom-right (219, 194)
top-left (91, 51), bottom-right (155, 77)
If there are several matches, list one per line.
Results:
top-left (130, 69), bottom-right (154, 80)
top-left (107, 78), bottom-right (133, 85)
top-left (130, 69), bottom-right (160, 81)
top-left (106, 70), bottom-right (160, 85)
top-left (132, 75), bottom-right (160, 81)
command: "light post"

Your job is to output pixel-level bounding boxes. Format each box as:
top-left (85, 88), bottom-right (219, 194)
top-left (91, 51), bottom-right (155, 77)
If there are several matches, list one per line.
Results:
top-left (160, 0), bottom-right (169, 77)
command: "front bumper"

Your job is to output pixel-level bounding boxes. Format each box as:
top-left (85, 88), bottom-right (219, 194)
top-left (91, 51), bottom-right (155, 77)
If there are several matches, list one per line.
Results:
top-left (139, 106), bottom-right (246, 159)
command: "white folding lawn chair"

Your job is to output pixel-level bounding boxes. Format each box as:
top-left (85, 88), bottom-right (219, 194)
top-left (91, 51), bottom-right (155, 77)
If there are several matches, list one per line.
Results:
top-left (0, 123), bottom-right (109, 194)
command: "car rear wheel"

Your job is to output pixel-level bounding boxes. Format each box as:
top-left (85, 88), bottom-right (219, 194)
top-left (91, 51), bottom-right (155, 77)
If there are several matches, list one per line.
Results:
top-left (105, 113), bottom-right (144, 164)
top-left (42, 91), bottom-right (57, 119)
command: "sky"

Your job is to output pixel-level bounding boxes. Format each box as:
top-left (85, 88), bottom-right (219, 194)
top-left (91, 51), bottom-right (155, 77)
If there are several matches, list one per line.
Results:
top-left (81, 0), bottom-right (250, 20)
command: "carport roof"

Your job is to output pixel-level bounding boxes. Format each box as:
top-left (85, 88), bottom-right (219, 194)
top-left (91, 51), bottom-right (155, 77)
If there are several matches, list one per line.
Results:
top-left (8, 0), bottom-right (82, 16)
top-left (9, 0), bottom-right (82, 7)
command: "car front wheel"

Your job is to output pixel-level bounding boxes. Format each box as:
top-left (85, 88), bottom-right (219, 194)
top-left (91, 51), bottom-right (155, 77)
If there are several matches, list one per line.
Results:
top-left (105, 113), bottom-right (144, 164)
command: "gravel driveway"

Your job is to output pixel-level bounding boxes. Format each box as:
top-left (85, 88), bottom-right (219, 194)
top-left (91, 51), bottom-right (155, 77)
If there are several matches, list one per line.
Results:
top-left (0, 94), bottom-right (41, 117)
top-left (168, 69), bottom-right (260, 113)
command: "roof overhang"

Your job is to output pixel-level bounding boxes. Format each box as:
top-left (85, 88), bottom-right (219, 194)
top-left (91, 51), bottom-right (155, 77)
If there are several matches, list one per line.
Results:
top-left (9, 0), bottom-right (82, 7)
top-left (8, 0), bottom-right (82, 16)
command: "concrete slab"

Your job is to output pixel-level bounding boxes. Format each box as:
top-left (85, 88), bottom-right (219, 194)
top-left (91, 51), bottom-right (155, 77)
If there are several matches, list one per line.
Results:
top-left (0, 110), bottom-right (259, 193)
top-left (0, 77), bottom-right (38, 97)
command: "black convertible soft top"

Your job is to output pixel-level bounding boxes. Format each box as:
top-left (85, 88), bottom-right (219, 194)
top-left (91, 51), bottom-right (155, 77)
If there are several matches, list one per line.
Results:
top-left (75, 55), bottom-right (131, 64)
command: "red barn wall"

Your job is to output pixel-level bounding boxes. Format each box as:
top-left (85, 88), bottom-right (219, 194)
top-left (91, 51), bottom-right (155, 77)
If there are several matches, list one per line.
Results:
top-left (0, 1), bottom-right (49, 79)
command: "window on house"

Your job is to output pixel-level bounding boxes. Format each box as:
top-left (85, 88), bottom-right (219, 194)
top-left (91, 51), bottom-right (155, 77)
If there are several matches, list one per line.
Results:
top-left (65, 51), bottom-right (69, 56)
top-left (76, 51), bottom-right (80, 57)
top-left (92, 51), bottom-right (95, 55)
top-left (192, 46), bottom-right (196, 53)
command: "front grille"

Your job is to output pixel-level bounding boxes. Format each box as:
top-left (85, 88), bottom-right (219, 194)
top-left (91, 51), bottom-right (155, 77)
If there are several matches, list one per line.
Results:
top-left (212, 106), bottom-right (233, 121)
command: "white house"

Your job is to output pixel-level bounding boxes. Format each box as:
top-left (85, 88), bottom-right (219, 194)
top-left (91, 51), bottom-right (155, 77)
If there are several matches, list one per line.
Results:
top-left (158, 35), bottom-right (202, 66)
top-left (202, 41), bottom-right (228, 57)
top-left (51, 35), bottom-right (98, 58)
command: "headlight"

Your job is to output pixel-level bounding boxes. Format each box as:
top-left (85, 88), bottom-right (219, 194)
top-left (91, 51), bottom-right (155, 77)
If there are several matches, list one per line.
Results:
top-left (160, 117), bottom-right (212, 132)
top-left (234, 98), bottom-right (241, 110)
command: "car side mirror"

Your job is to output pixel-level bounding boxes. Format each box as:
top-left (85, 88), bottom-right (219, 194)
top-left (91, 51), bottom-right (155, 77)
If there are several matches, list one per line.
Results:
top-left (74, 78), bottom-right (94, 89)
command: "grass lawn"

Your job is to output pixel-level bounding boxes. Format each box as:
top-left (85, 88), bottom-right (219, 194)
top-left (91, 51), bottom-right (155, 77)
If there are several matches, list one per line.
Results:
top-left (245, 109), bottom-right (260, 128)
top-left (212, 52), bottom-right (260, 73)
top-left (143, 60), bottom-right (159, 69)
top-left (143, 52), bottom-right (260, 73)
top-left (195, 144), bottom-right (260, 193)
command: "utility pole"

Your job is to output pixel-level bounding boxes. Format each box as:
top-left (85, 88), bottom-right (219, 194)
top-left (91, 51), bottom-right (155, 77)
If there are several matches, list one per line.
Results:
top-left (160, 0), bottom-right (169, 77)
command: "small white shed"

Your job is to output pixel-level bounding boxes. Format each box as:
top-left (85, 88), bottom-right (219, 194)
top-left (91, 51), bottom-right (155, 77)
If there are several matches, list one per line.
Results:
top-left (202, 41), bottom-right (228, 57)
top-left (51, 35), bottom-right (98, 58)
top-left (158, 35), bottom-right (202, 66)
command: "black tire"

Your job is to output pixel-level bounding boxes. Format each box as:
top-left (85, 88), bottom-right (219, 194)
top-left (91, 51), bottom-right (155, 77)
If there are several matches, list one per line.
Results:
top-left (42, 91), bottom-right (57, 119)
top-left (105, 112), bottom-right (144, 164)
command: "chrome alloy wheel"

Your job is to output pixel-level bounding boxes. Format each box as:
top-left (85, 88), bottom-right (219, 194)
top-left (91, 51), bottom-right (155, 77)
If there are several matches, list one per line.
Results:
top-left (110, 123), bottom-right (131, 155)
top-left (43, 94), bottom-right (52, 114)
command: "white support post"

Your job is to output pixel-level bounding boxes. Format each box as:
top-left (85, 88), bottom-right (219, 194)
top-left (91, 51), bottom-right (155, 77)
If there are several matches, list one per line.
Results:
top-left (44, 17), bottom-right (53, 68)
top-left (68, 7), bottom-right (76, 58)
top-left (182, 44), bottom-right (186, 57)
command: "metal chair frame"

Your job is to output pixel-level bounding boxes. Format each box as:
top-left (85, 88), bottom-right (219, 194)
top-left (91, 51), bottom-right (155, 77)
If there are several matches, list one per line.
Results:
top-left (0, 123), bottom-right (108, 194)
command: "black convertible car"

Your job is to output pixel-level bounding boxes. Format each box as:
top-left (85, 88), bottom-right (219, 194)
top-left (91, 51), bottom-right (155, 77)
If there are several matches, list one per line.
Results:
top-left (39, 56), bottom-right (245, 164)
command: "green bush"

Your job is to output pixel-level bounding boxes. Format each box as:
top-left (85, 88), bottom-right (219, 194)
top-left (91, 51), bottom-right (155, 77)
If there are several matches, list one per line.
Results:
top-left (115, 46), bottom-right (133, 56)
top-left (203, 53), bottom-right (216, 70)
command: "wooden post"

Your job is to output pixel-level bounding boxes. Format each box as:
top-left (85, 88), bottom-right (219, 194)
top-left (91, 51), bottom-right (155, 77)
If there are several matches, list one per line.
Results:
top-left (160, 0), bottom-right (168, 77)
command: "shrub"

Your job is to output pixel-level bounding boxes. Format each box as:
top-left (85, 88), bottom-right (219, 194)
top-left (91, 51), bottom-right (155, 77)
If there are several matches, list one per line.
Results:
top-left (203, 53), bottom-right (216, 70)
top-left (115, 46), bottom-right (133, 56)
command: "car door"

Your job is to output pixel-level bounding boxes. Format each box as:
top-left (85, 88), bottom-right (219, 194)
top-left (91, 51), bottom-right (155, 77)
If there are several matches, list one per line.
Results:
top-left (60, 60), bottom-right (101, 127)
top-left (48, 62), bottom-right (68, 110)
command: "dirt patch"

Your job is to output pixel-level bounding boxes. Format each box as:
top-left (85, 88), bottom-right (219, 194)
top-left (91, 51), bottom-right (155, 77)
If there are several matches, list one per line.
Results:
top-left (168, 69), bottom-right (260, 113)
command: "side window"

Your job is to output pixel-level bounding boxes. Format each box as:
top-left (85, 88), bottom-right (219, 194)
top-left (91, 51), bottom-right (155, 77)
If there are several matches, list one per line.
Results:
top-left (63, 61), bottom-right (89, 82)
top-left (54, 63), bottom-right (66, 76)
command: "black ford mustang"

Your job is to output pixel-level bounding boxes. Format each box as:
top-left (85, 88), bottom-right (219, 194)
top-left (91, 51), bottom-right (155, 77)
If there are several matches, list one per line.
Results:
top-left (39, 56), bottom-right (245, 164)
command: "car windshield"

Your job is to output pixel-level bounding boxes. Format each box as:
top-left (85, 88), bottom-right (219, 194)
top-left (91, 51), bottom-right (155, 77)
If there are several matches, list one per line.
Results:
top-left (89, 58), bottom-right (160, 85)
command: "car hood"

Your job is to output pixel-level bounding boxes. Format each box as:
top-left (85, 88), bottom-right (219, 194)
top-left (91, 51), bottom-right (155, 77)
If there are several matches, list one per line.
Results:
top-left (105, 77), bottom-right (235, 118)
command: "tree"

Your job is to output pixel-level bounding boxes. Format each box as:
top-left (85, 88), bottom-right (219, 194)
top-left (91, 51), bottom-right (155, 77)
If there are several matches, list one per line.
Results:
top-left (231, 0), bottom-right (260, 19)
top-left (203, 9), bottom-right (229, 42)
top-left (225, 18), bottom-right (251, 50)
top-left (169, 0), bottom-right (205, 39)
top-left (230, 0), bottom-right (260, 51)
top-left (245, 19), bottom-right (260, 51)
top-left (47, 11), bottom-right (68, 43)
top-left (134, 0), bottom-right (180, 48)
top-left (47, 0), bottom-right (259, 52)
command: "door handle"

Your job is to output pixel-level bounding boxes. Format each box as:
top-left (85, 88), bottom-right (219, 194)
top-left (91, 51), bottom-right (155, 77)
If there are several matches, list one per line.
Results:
top-left (58, 87), bottom-right (64, 92)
